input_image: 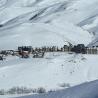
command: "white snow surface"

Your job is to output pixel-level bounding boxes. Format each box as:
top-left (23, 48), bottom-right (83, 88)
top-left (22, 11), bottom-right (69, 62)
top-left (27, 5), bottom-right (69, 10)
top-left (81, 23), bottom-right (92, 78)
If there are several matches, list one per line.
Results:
top-left (0, 0), bottom-right (96, 49)
top-left (0, 0), bottom-right (98, 98)
top-left (0, 53), bottom-right (98, 90)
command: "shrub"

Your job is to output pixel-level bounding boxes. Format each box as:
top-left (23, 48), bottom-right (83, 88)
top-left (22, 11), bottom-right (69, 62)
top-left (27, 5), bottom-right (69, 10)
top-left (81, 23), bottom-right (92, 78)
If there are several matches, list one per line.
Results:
top-left (59, 83), bottom-right (71, 88)
top-left (37, 87), bottom-right (46, 94)
top-left (0, 86), bottom-right (46, 95)
top-left (0, 89), bottom-right (5, 95)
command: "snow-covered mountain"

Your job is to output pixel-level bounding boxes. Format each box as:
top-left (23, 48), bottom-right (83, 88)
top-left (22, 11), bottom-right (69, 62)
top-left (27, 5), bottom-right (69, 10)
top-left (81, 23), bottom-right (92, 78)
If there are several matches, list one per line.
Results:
top-left (0, 0), bottom-right (98, 98)
top-left (0, 0), bottom-right (98, 49)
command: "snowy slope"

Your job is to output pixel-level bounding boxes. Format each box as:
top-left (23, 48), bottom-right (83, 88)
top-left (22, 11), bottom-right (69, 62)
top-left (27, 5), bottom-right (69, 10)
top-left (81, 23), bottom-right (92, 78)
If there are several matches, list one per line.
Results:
top-left (0, 0), bottom-right (98, 98)
top-left (0, 53), bottom-right (98, 90)
top-left (14, 80), bottom-right (98, 98)
top-left (0, 0), bottom-right (94, 50)
top-left (0, 0), bottom-right (97, 47)
top-left (0, 22), bottom-right (92, 50)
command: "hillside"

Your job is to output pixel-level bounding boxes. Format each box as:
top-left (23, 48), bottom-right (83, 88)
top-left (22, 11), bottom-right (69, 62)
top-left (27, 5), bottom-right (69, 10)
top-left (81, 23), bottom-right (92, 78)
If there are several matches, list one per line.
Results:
top-left (0, 0), bottom-right (98, 98)
top-left (0, 0), bottom-right (96, 49)
top-left (15, 80), bottom-right (98, 98)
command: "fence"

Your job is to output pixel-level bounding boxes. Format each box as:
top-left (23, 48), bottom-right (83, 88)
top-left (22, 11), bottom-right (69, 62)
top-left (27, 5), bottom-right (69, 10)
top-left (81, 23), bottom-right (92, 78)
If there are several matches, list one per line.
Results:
top-left (34, 46), bottom-right (98, 54)
top-left (86, 48), bottom-right (98, 54)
